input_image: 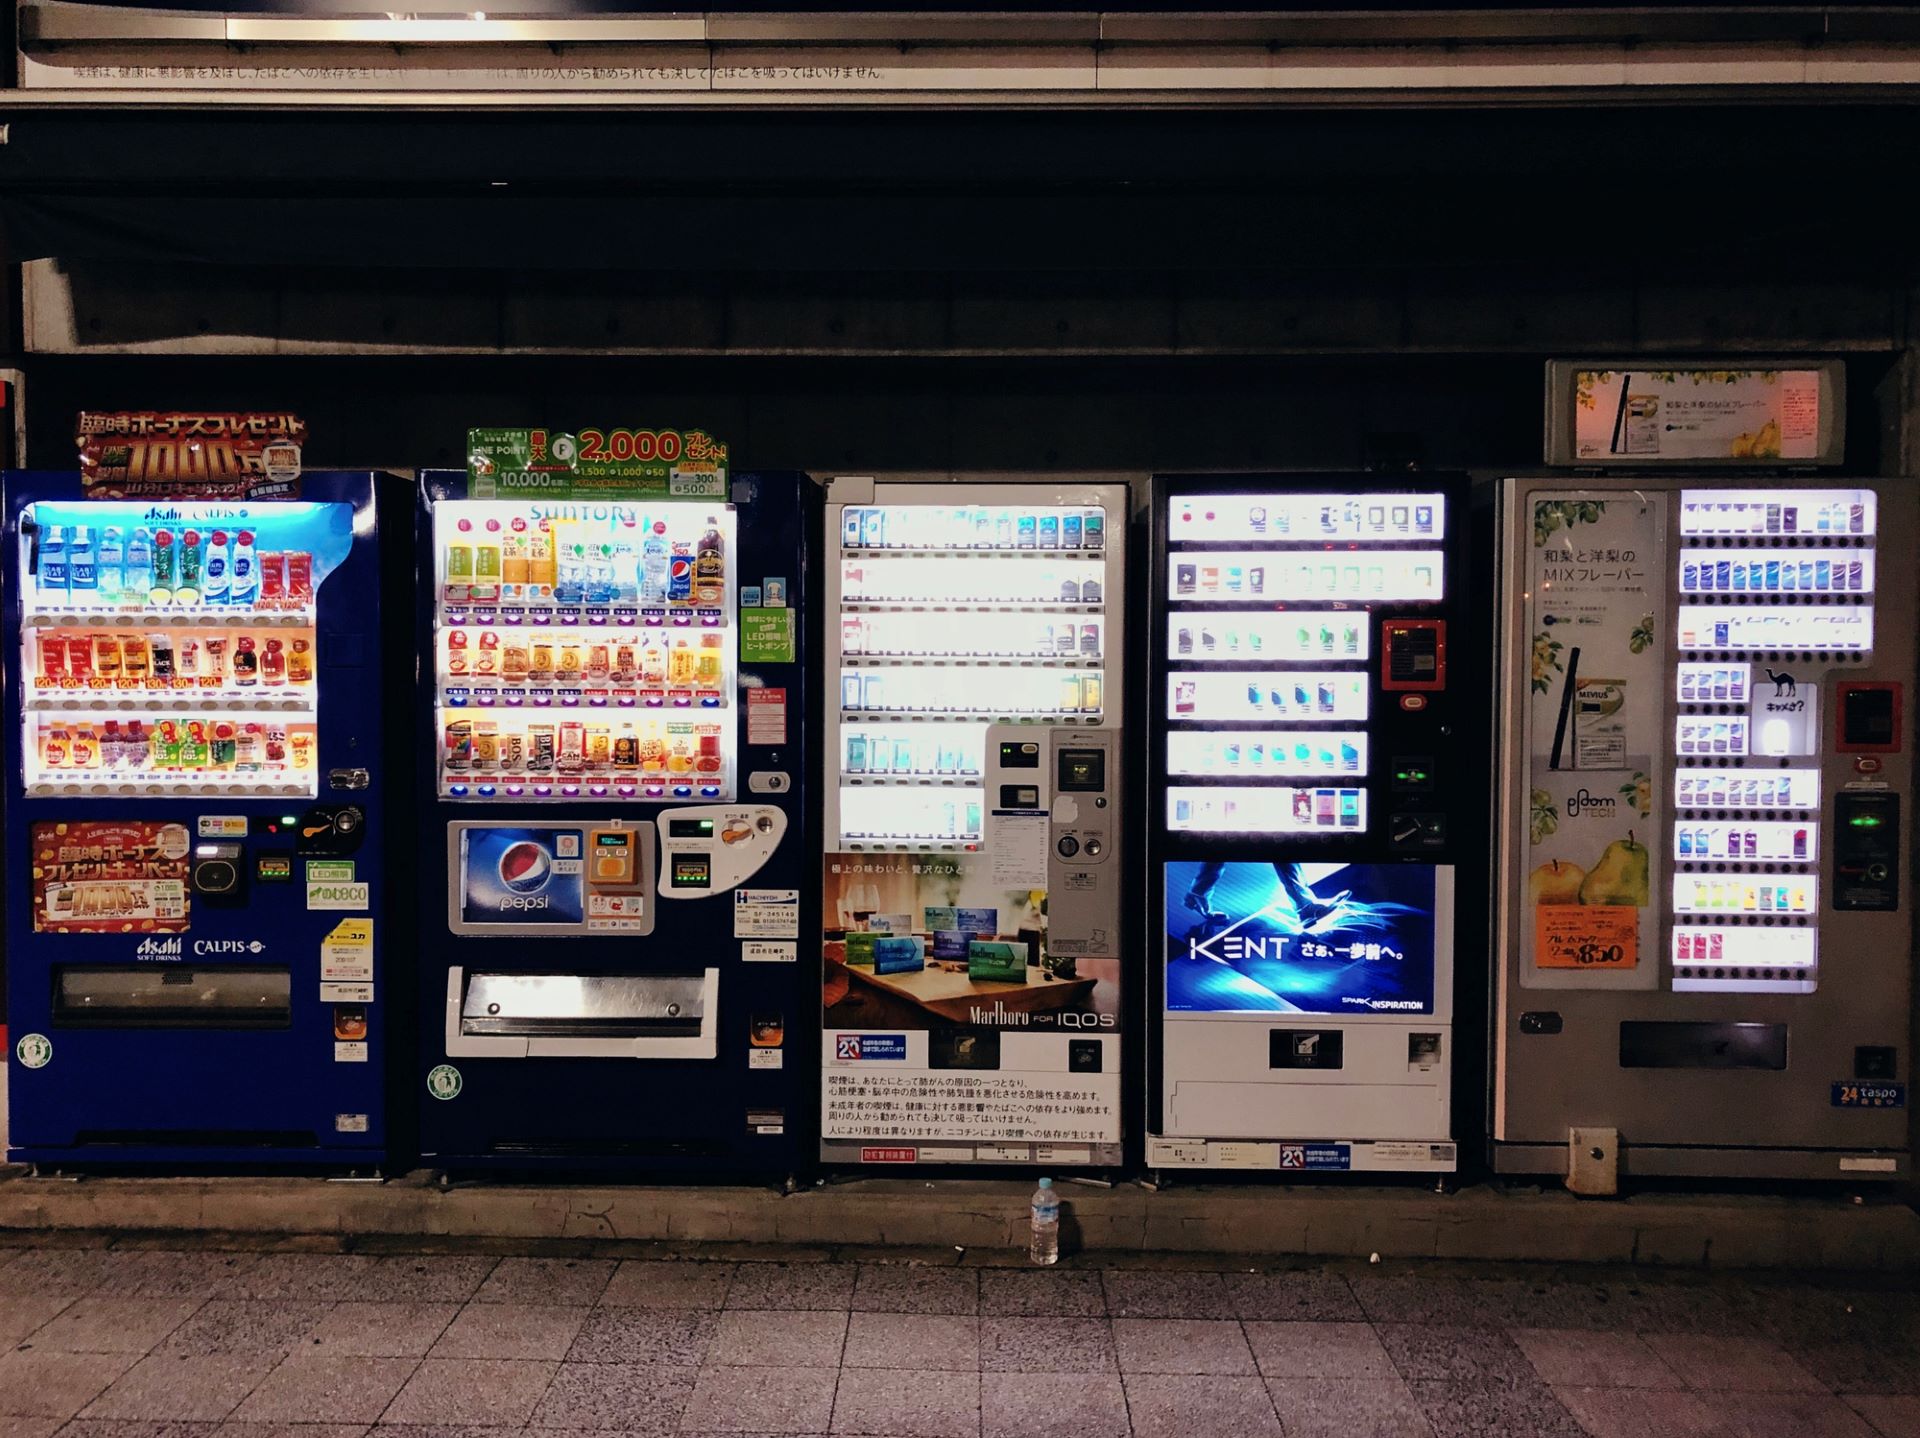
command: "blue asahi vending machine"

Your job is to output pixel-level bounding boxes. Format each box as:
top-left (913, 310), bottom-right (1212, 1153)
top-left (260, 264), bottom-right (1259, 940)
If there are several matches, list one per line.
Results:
top-left (413, 431), bottom-right (815, 1175)
top-left (4, 448), bottom-right (398, 1168)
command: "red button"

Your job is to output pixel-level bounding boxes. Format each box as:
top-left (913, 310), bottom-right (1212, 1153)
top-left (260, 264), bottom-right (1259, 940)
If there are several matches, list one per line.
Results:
top-left (1400, 694), bottom-right (1428, 712)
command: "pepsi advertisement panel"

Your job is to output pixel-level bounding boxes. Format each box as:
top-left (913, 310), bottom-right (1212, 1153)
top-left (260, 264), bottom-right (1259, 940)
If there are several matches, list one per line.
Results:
top-left (459, 826), bottom-right (586, 926)
top-left (1165, 861), bottom-right (1438, 1015)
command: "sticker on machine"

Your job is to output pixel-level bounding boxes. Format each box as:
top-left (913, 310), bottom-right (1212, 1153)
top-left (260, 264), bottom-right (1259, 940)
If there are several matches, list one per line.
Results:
top-left (308, 881), bottom-right (371, 912)
top-left (735, 888), bottom-right (799, 938)
top-left (333, 1041), bottom-right (370, 1063)
top-left (749, 1050), bottom-right (784, 1070)
top-left (1832, 1082), bottom-right (1906, 1109)
top-left (15, 1033), bottom-right (53, 1070)
top-left (746, 685), bottom-right (789, 743)
top-left (321, 918), bottom-right (375, 983)
top-left (426, 1064), bottom-right (463, 1101)
top-left (743, 940), bottom-right (798, 963)
top-left (1279, 1143), bottom-right (1352, 1172)
top-left (198, 815), bottom-right (248, 839)
top-left (321, 982), bottom-right (374, 1004)
top-left (30, 820), bottom-right (191, 934)
top-left (334, 1113), bottom-right (370, 1133)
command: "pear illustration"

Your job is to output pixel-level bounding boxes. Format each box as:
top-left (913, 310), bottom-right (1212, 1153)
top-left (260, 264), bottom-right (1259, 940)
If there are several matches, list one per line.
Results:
top-left (1528, 859), bottom-right (1587, 906)
top-left (1579, 832), bottom-right (1650, 907)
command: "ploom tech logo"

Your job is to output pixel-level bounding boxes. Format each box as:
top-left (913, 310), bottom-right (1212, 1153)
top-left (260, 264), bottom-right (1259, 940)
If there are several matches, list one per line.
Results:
top-left (133, 936), bottom-right (183, 960)
top-left (834, 1034), bottom-right (907, 1062)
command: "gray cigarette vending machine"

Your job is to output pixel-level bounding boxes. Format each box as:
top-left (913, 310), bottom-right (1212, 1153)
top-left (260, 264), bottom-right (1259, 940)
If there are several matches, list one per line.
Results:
top-left (1492, 476), bottom-right (1915, 1181)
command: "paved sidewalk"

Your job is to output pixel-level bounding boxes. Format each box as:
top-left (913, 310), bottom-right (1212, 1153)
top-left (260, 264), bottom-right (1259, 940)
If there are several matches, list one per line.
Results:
top-left (1, 1241), bottom-right (1917, 1438)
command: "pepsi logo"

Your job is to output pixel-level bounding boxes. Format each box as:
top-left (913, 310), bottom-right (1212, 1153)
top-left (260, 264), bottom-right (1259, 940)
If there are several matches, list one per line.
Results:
top-left (498, 840), bottom-right (553, 895)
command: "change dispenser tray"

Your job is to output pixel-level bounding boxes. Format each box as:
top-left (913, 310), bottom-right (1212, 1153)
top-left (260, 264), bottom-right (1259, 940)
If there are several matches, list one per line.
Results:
top-left (448, 968), bottom-right (720, 1060)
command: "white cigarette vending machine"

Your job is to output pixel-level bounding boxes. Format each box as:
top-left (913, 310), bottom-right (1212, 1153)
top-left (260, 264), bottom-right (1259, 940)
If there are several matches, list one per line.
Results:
top-left (819, 477), bottom-right (1128, 1169)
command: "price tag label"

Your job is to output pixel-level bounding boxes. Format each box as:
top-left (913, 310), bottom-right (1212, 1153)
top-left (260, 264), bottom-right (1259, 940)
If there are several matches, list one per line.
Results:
top-left (1533, 906), bottom-right (1638, 969)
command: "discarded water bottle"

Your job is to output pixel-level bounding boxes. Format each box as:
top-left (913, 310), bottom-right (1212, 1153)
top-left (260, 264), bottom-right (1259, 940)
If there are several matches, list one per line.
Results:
top-left (1029, 1176), bottom-right (1060, 1266)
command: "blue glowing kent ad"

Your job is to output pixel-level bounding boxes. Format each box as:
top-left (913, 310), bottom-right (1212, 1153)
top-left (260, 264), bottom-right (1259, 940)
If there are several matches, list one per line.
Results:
top-left (1164, 861), bottom-right (1438, 1015)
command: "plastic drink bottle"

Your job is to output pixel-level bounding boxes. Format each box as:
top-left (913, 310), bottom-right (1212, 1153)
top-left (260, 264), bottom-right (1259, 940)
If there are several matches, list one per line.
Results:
top-left (39, 525), bottom-right (69, 594)
top-left (1029, 1177), bottom-right (1061, 1266)
top-left (201, 530), bottom-right (230, 604)
top-left (229, 530), bottom-right (259, 606)
top-left (97, 527), bottom-right (125, 601)
top-left (69, 528), bottom-right (98, 594)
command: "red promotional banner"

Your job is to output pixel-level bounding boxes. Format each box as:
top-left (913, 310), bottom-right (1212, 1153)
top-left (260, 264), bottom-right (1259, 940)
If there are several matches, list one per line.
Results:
top-left (77, 411), bottom-right (306, 499)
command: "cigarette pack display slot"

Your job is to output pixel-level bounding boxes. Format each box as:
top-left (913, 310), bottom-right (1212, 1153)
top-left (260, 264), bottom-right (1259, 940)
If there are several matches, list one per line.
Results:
top-left (842, 668), bottom-right (1102, 718)
top-left (1671, 926), bottom-right (1819, 995)
top-left (1676, 663), bottom-right (1752, 704)
top-left (1672, 769), bottom-right (1819, 811)
top-left (1169, 492), bottom-right (1446, 544)
top-left (1167, 784), bottom-right (1367, 834)
top-left (1675, 605), bottom-right (1874, 653)
top-left (1168, 611), bottom-right (1369, 663)
top-left (841, 556), bottom-right (1105, 606)
top-left (1677, 490), bottom-right (1876, 538)
top-left (1167, 729), bottom-right (1368, 778)
top-left (1673, 821), bottom-right (1817, 863)
top-left (840, 504), bottom-right (1107, 554)
top-left (843, 611), bottom-right (1103, 662)
top-left (839, 786), bottom-right (987, 845)
top-left (1169, 550), bottom-right (1443, 604)
top-left (1679, 549), bottom-right (1873, 596)
top-left (1168, 672), bottom-right (1369, 724)
top-left (1672, 874), bottom-right (1816, 915)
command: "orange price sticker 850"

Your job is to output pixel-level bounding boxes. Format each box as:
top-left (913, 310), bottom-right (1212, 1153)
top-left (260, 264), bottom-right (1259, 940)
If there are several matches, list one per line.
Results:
top-left (1533, 905), bottom-right (1639, 970)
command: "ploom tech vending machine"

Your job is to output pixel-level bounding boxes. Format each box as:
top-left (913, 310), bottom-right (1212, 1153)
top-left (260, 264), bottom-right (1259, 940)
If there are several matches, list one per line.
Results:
top-left (1144, 475), bottom-right (1472, 1176)
top-left (1492, 474), bottom-right (1916, 1180)
top-left (4, 465), bottom-right (396, 1167)
top-left (413, 431), bottom-right (814, 1175)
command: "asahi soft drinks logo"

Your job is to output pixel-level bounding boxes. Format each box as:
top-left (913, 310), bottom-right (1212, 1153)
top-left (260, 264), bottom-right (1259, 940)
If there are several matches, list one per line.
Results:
top-left (133, 935), bottom-right (183, 960)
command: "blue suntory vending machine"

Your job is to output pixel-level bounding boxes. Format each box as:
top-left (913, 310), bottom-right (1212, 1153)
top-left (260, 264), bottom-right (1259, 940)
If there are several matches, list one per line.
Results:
top-left (1143, 474), bottom-right (1473, 1177)
top-left (4, 458), bottom-right (397, 1168)
top-left (414, 431), bottom-right (814, 1175)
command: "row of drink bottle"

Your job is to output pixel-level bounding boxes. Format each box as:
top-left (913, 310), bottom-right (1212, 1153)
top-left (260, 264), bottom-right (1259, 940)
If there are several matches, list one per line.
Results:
top-left (1675, 773), bottom-right (1809, 808)
top-left (38, 718), bottom-right (315, 773)
top-left (841, 506), bottom-right (1106, 551)
top-left (1677, 826), bottom-right (1810, 860)
top-left (1680, 879), bottom-right (1812, 914)
top-left (839, 672), bottom-right (1104, 714)
top-left (444, 718), bottom-right (724, 775)
top-left (1174, 622), bottom-right (1363, 657)
top-left (443, 516), bottom-right (726, 607)
top-left (35, 526), bottom-right (312, 608)
top-left (446, 630), bottom-right (725, 690)
top-left (38, 631), bottom-right (314, 689)
top-left (1683, 556), bottom-right (1865, 593)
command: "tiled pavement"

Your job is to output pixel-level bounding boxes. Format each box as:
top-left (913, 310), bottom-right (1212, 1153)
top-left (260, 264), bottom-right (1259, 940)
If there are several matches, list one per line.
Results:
top-left (0, 1243), bottom-right (1917, 1438)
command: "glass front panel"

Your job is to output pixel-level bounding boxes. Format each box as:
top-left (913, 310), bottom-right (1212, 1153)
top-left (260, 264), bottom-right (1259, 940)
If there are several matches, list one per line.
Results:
top-left (19, 500), bottom-right (346, 798)
top-left (831, 500), bottom-right (1112, 850)
top-left (432, 499), bottom-right (736, 802)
